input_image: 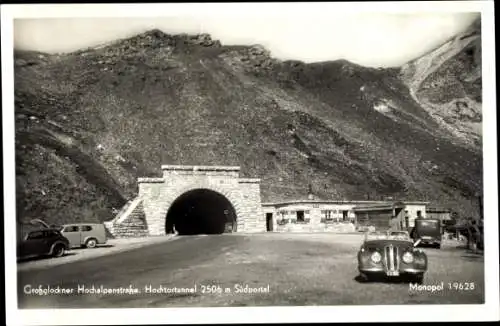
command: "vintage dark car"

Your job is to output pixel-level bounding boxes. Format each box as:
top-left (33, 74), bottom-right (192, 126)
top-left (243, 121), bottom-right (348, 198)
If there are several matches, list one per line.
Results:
top-left (17, 227), bottom-right (70, 260)
top-left (357, 231), bottom-right (427, 284)
top-left (410, 218), bottom-right (442, 248)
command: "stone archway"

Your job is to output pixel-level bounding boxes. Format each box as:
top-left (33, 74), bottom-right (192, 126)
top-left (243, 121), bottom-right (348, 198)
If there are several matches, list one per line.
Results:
top-left (115, 165), bottom-right (267, 237)
top-left (165, 188), bottom-right (238, 235)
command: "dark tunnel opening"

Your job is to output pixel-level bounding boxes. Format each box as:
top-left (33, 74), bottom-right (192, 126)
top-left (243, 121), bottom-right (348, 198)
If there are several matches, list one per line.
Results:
top-left (165, 189), bottom-right (237, 235)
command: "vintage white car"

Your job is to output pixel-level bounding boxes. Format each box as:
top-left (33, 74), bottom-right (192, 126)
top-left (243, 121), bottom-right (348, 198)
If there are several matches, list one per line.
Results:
top-left (357, 231), bottom-right (427, 284)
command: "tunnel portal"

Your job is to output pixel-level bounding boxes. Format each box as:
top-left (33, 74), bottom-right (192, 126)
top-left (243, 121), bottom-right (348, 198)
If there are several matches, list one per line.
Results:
top-left (105, 165), bottom-right (265, 236)
top-left (165, 189), bottom-right (237, 235)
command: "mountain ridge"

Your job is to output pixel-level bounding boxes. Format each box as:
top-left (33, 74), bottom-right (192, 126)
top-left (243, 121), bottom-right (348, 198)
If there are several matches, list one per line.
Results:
top-left (14, 19), bottom-right (483, 226)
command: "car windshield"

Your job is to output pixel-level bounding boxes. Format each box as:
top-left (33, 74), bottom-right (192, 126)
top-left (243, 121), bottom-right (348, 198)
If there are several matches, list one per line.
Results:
top-left (388, 231), bottom-right (410, 240)
top-left (416, 220), bottom-right (439, 227)
top-left (365, 231), bottom-right (410, 241)
top-left (364, 231), bottom-right (389, 241)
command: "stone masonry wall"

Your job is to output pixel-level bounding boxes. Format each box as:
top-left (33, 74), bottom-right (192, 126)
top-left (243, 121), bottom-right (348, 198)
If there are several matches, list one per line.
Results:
top-left (237, 179), bottom-right (265, 233)
top-left (113, 202), bottom-right (149, 237)
top-left (138, 165), bottom-right (264, 235)
top-left (138, 177), bottom-right (168, 236)
top-left (104, 201), bottom-right (149, 238)
top-left (275, 221), bottom-right (356, 233)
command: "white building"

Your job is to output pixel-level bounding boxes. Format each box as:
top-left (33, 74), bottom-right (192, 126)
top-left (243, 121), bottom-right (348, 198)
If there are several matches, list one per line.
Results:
top-left (262, 199), bottom-right (429, 232)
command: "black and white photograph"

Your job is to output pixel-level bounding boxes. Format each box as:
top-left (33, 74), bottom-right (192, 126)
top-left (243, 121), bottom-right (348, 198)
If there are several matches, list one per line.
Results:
top-left (2, 2), bottom-right (499, 325)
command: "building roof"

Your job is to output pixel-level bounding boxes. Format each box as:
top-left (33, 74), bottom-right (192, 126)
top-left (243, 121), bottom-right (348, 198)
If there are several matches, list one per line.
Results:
top-left (263, 199), bottom-right (429, 208)
top-left (262, 200), bottom-right (389, 207)
top-left (161, 165), bottom-right (240, 172)
top-left (353, 205), bottom-right (397, 212)
top-left (426, 206), bottom-right (452, 213)
top-left (353, 201), bottom-right (429, 212)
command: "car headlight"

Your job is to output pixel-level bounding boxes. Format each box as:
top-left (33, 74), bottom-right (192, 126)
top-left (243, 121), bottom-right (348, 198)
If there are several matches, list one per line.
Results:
top-left (371, 251), bottom-right (382, 263)
top-left (402, 251), bottom-right (414, 264)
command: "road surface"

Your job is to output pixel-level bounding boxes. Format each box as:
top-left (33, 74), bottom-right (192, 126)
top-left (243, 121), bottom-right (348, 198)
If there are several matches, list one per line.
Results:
top-left (17, 233), bottom-right (484, 308)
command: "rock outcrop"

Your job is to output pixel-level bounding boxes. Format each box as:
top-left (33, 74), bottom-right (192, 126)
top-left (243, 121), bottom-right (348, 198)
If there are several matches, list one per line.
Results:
top-left (401, 18), bottom-right (482, 152)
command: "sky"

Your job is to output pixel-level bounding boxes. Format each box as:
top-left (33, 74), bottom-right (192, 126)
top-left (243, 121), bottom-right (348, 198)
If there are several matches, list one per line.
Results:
top-left (13, 10), bottom-right (479, 68)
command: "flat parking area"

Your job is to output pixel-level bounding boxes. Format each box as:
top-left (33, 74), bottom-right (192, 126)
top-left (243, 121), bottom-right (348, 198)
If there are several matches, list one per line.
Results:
top-left (17, 233), bottom-right (484, 308)
top-left (17, 235), bottom-right (178, 272)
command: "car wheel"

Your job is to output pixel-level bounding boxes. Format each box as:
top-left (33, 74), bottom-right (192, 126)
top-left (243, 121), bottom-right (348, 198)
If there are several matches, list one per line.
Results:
top-left (52, 244), bottom-right (65, 258)
top-left (85, 238), bottom-right (97, 248)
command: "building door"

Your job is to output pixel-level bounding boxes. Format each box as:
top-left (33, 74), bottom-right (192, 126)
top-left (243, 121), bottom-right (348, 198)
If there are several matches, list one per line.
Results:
top-left (266, 213), bottom-right (273, 232)
top-left (342, 210), bottom-right (349, 222)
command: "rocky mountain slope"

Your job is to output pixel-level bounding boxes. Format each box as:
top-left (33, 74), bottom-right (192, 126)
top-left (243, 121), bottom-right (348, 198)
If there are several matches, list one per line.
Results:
top-left (14, 21), bottom-right (482, 226)
top-left (400, 18), bottom-right (482, 152)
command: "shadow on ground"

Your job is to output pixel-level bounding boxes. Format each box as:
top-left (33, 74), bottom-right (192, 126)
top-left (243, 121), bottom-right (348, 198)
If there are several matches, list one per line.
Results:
top-left (17, 252), bottom-right (77, 263)
top-left (461, 253), bottom-right (484, 261)
top-left (353, 274), bottom-right (416, 284)
top-left (415, 243), bottom-right (441, 249)
top-left (71, 244), bottom-right (115, 250)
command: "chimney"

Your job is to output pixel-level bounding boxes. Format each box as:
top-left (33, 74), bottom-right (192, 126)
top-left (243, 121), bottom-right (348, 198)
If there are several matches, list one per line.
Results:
top-left (307, 183), bottom-right (314, 200)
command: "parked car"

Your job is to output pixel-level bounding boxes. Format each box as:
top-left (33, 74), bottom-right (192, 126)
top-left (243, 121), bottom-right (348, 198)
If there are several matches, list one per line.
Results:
top-left (60, 223), bottom-right (107, 248)
top-left (410, 218), bottom-right (442, 248)
top-left (357, 230), bottom-right (428, 284)
top-left (17, 227), bottom-right (70, 260)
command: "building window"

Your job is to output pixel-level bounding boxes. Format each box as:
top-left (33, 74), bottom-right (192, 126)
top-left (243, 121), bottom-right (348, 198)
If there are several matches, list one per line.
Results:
top-left (277, 210), bottom-right (288, 225)
top-left (324, 210), bottom-right (332, 220)
top-left (277, 218), bottom-right (289, 225)
top-left (417, 210), bottom-right (422, 218)
top-left (321, 210), bottom-right (337, 223)
top-left (295, 210), bottom-right (310, 224)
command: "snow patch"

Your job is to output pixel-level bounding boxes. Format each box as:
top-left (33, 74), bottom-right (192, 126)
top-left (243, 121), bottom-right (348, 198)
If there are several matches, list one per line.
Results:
top-left (373, 102), bottom-right (392, 114)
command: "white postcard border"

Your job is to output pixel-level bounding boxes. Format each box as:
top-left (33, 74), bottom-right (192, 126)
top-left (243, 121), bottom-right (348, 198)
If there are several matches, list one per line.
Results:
top-left (2, 1), bottom-right (498, 325)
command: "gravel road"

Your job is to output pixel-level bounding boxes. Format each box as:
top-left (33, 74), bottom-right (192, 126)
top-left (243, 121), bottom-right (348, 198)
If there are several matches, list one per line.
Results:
top-left (17, 233), bottom-right (484, 308)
